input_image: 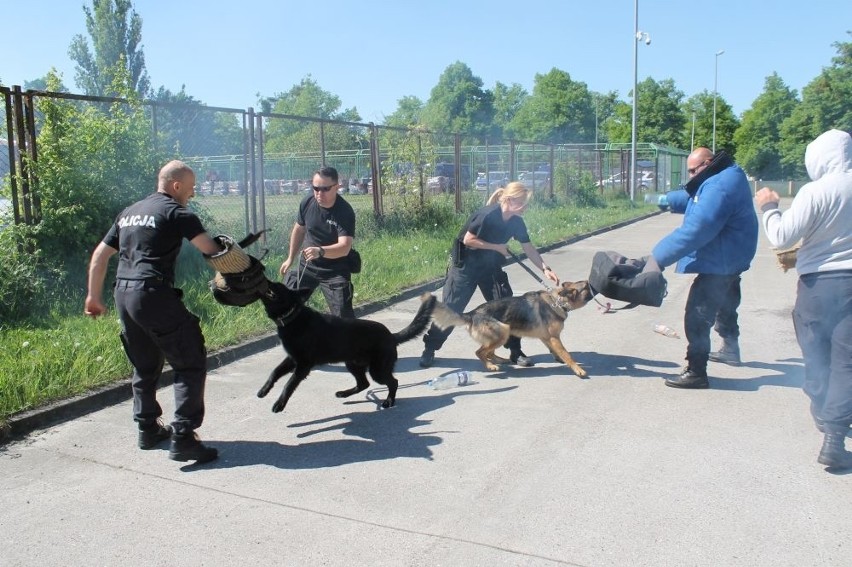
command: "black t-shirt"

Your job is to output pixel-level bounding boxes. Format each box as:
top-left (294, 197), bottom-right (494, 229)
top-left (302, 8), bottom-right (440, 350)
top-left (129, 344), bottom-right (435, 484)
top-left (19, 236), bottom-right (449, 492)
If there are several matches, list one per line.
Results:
top-left (295, 193), bottom-right (356, 271)
top-left (460, 203), bottom-right (530, 269)
top-left (103, 192), bottom-right (206, 281)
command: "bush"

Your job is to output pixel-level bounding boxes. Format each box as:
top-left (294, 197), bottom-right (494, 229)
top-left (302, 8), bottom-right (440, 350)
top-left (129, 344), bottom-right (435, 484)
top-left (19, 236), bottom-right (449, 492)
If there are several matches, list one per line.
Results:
top-left (0, 224), bottom-right (55, 324)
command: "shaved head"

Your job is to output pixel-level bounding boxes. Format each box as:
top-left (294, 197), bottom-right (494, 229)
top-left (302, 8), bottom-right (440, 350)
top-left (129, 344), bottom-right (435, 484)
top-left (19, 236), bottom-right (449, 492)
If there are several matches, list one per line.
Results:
top-left (687, 147), bottom-right (714, 177)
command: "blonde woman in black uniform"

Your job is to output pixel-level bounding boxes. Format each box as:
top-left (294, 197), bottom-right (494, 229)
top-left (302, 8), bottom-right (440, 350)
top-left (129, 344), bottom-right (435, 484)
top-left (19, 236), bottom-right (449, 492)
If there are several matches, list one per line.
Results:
top-left (419, 181), bottom-right (560, 368)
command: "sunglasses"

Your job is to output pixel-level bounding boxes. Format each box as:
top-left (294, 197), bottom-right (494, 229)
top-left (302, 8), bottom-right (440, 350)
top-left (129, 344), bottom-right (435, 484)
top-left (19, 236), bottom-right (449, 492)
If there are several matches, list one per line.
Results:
top-left (311, 184), bottom-right (336, 192)
top-left (688, 161), bottom-right (709, 175)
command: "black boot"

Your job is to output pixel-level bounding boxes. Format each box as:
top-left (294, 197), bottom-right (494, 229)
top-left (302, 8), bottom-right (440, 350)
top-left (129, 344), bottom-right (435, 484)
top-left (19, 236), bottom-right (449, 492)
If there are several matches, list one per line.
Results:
top-left (665, 367), bottom-right (709, 389)
top-left (138, 419), bottom-right (172, 450)
top-left (817, 427), bottom-right (852, 470)
top-left (169, 431), bottom-right (218, 463)
top-left (708, 338), bottom-right (741, 365)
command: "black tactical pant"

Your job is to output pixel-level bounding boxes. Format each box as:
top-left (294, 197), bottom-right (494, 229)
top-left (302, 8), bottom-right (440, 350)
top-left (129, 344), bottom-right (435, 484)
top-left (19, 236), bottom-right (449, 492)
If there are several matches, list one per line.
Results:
top-left (422, 262), bottom-right (521, 354)
top-left (114, 279), bottom-right (207, 435)
top-left (684, 273), bottom-right (741, 373)
top-left (284, 264), bottom-right (354, 318)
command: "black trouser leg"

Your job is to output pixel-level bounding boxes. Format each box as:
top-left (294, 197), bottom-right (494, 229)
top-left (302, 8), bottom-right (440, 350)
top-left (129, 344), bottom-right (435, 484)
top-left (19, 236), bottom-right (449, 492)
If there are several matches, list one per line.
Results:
top-left (684, 274), bottom-right (739, 373)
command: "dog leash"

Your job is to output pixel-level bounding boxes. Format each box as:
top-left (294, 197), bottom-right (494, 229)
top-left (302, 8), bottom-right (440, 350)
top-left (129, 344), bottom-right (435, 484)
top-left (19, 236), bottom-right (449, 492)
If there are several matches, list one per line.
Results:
top-left (507, 250), bottom-right (552, 291)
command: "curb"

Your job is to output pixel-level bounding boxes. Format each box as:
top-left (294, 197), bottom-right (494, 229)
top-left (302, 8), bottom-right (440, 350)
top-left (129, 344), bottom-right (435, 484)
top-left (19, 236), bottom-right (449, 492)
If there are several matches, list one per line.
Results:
top-left (1, 209), bottom-right (661, 445)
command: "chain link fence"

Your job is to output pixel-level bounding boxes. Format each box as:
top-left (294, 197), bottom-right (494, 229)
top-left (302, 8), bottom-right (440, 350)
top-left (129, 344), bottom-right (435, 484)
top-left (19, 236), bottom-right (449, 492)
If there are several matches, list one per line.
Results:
top-left (1, 85), bottom-right (692, 249)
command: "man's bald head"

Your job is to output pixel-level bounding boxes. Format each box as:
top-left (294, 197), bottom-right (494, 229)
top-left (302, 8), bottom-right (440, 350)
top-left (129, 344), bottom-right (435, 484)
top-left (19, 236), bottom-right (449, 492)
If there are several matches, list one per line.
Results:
top-left (687, 147), bottom-right (714, 178)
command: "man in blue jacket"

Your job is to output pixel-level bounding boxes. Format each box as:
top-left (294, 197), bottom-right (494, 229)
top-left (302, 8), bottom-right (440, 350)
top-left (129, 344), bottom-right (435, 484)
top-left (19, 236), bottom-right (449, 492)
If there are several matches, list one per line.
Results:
top-left (651, 147), bottom-right (758, 388)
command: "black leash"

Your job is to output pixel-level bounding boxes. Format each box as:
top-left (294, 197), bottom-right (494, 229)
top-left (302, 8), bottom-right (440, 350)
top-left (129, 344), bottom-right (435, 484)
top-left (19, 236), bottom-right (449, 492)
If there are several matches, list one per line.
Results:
top-left (506, 250), bottom-right (551, 290)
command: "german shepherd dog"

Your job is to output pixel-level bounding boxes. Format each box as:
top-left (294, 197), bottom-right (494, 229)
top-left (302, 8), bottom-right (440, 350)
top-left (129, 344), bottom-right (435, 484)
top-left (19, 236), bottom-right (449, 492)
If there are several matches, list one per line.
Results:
top-left (256, 282), bottom-right (436, 412)
top-left (431, 281), bottom-right (594, 377)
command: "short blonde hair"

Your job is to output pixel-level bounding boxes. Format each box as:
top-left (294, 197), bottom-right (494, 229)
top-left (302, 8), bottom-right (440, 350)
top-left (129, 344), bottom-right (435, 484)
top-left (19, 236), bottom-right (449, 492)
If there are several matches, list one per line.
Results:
top-left (486, 181), bottom-right (532, 206)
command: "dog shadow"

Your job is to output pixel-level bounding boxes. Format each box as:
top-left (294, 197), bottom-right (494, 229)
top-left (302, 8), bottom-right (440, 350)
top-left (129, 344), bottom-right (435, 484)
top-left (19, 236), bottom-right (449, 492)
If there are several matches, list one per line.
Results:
top-left (183, 383), bottom-right (517, 472)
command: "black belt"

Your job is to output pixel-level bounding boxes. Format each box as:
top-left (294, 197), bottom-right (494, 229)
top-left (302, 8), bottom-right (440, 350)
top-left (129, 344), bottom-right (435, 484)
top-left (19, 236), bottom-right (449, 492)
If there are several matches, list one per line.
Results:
top-left (115, 277), bottom-right (173, 288)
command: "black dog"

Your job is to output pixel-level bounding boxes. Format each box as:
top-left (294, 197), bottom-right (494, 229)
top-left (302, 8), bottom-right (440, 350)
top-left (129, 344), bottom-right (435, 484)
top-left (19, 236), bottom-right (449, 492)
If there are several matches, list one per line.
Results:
top-left (257, 283), bottom-right (436, 412)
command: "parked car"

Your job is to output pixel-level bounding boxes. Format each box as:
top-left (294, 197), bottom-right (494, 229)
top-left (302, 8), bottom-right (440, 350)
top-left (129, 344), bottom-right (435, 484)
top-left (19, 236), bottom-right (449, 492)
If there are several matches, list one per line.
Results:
top-left (429, 162), bottom-right (471, 191)
top-left (475, 171), bottom-right (510, 191)
top-left (598, 171), bottom-right (655, 192)
top-left (518, 171), bottom-right (550, 189)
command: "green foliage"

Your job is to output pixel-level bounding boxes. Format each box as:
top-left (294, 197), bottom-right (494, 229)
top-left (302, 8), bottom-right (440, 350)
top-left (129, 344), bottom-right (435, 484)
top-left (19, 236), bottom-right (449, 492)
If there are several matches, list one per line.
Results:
top-left (552, 161), bottom-right (606, 208)
top-left (68, 0), bottom-right (150, 97)
top-left (32, 68), bottom-right (161, 283)
top-left (608, 78), bottom-right (688, 148)
top-left (492, 82), bottom-right (528, 139)
top-left (261, 75), bottom-right (362, 154)
top-left (0, 224), bottom-right (56, 324)
top-left (510, 68), bottom-right (594, 143)
top-left (422, 62), bottom-right (494, 140)
top-left (780, 35), bottom-right (852, 177)
top-left (733, 73), bottom-right (799, 179)
top-left (151, 86), bottom-right (244, 157)
top-left (382, 96), bottom-right (425, 128)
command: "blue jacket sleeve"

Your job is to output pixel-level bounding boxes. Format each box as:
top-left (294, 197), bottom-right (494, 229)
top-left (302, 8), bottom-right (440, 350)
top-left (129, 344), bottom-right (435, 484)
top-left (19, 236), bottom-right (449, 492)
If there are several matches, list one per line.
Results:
top-left (651, 182), bottom-right (731, 268)
top-left (665, 189), bottom-right (689, 214)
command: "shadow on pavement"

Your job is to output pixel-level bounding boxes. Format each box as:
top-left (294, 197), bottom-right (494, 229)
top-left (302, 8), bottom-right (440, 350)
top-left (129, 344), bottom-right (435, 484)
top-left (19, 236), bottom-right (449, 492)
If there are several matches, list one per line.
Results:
top-left (181, 385), bottom-right (517, 473)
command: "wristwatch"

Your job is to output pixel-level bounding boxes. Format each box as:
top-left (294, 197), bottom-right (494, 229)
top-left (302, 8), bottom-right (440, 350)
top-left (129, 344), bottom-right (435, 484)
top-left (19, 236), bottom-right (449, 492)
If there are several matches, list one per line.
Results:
top-left (318, 247), bottom-right (325, 258)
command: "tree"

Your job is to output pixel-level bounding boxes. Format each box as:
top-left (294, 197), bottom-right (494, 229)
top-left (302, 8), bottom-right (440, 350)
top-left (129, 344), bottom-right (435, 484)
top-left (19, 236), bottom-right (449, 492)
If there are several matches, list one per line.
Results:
top-left (780, 34), bottom-right (852, 177)
top-left (261, 75), bottom-right (362, 155)
top-left (421, 62), bottom-right (494, 141)
top-left (733, 73), bottom-right (799, 179)
top-left (68, 0), bottom-right (150, 98)
top-left (383, 96), bottom-right (425, 129)
top-left (591, 91), bottom-right (620, 144)
top-left (680, 91), bottom-right (739, 154)
top-left (32, 67), bottom-right (159, 274)
top-left (607, 78), bottom-right (687, 148)
top-left (510, 68), bottom-right (594, 143)
top-left (491, 82), bottom-right (528, 140)
top-left (151, 86), bottom-right (244, 157)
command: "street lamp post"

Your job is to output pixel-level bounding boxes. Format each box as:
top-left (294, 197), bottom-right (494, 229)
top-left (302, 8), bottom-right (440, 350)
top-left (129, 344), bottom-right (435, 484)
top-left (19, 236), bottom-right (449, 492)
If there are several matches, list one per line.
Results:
top-left (630, 0), bottom-right (650, 202)
top-left (712, 49), bottom-right (724, 153)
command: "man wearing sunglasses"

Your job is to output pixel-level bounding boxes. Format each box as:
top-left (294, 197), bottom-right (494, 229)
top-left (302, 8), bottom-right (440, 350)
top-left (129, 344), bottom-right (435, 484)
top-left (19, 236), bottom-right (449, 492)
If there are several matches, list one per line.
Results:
top-left (278, 166), bottom-right (357, 317)
top-left (650, 147), bottom-right (758, 389)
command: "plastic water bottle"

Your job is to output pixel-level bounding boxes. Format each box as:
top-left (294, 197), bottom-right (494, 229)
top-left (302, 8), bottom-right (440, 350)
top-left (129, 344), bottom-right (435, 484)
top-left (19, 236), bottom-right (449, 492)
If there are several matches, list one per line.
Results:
top-left (654, 323), bottom-right (680, 339)
top-left (429, 370), bottom-right (471, 390)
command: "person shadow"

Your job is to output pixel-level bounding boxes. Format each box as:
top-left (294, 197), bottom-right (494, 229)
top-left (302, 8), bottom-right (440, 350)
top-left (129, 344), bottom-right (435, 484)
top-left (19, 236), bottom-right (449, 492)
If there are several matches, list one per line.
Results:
top-left (181, 382), bottom-right (517, 472)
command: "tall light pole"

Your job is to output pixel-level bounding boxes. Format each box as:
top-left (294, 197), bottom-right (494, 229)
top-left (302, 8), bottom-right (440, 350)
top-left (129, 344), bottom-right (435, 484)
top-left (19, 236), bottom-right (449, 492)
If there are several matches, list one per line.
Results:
top-left (712, 49), bottom-right (724, 153)
top-left (630, 0), bottom-right (650, 202)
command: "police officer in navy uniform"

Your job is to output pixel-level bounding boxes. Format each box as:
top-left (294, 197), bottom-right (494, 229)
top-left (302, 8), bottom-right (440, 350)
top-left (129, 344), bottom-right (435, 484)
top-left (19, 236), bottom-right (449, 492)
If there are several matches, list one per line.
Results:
top-left (85, 160), bottom-right (223, 463)
top-left (278, 166), bottom-right (357, 317)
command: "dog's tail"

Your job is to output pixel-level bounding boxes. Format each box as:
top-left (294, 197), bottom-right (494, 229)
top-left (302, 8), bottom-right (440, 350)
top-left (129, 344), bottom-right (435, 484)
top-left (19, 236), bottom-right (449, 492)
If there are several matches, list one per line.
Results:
top-left (430, 298), bottom-right (470, 331)
top-left (393, 293), bottom-right (438, 345)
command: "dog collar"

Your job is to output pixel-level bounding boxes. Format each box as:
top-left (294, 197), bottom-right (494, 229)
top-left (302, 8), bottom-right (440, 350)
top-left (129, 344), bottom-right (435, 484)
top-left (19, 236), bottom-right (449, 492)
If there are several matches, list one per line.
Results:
top-left (547, 295), bottom-right (570, 316)
top-left (275, 304), bottom-right (301, 326)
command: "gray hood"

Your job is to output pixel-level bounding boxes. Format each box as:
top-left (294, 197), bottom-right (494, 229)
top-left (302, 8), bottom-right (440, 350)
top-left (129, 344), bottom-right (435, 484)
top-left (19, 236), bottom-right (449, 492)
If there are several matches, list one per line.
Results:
top-left (805, 129), bottom-right (852, 181)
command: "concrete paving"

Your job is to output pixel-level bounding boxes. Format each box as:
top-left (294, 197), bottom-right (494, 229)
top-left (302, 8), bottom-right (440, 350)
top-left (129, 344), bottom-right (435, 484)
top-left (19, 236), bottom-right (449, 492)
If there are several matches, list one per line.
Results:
top-left (2, 205), bottom-right (850, 566)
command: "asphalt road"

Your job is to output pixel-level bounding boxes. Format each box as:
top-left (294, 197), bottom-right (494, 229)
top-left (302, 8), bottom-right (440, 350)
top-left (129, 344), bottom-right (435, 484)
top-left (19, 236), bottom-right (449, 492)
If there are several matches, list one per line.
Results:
top-left (2, 206), bottom-right (849, 566)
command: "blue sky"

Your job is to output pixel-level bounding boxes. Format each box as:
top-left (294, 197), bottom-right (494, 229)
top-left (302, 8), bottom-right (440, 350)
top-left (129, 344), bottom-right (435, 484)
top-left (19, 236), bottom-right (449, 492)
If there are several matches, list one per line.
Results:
top-left (2, 0), bottom-right (850, 123)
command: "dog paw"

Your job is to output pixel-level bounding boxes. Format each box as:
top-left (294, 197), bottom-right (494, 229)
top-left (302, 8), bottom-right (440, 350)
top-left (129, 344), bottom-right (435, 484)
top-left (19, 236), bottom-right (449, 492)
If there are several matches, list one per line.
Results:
top-left (485, 363), bottom-right (500, 372)
top-left (271, 401), bottom-right (286, 413)
top-left (381, 399), bottom-right (395, 409)
top-left (573, 368), bottom-right (588, 379)
top-left (257, 385), bottom-right (272, 398)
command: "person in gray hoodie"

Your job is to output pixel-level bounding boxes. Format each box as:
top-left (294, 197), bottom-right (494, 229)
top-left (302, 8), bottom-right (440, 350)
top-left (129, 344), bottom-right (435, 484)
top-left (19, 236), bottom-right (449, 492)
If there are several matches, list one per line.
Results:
top-left (756, 128), bottom-right (852, 471)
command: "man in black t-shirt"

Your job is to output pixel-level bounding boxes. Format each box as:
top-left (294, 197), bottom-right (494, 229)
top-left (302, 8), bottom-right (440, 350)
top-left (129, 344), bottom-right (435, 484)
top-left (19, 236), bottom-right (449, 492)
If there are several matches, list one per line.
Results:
top-left (85, 160), bottom-right (223, 464)
top-left (278, 166), bottom-right (357, 317)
